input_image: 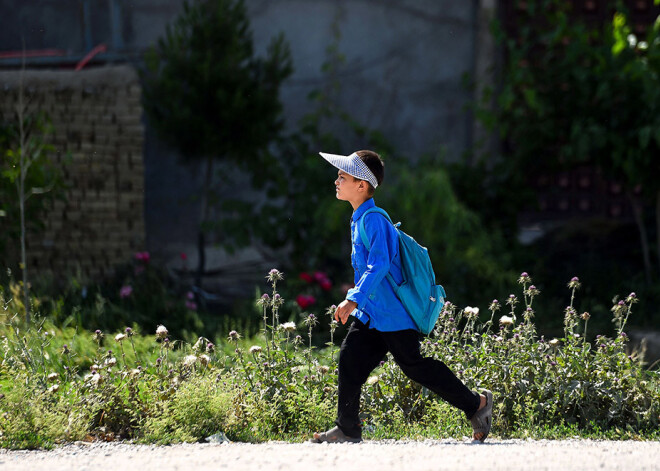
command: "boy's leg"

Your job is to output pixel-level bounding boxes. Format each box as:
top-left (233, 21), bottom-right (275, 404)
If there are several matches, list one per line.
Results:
top-left (382, 329), bottom-right (480, 418)
top-left (334, 319), bottom-right (388, 438)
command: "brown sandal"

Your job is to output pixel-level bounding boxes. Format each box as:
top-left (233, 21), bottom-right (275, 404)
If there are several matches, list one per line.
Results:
top-left (310, 426), bottom-right (362, 443)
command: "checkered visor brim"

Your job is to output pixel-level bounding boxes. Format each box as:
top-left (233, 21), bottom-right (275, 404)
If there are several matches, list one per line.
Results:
top-left (318, 152), bottom-right (379, 188)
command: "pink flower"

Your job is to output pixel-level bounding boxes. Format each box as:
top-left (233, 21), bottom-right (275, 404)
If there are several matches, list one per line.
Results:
top-left (320, 279), bottom-right (332, 291)
top-left (313, 271), bottom-right (328, 283)
top-left (134, 251), bottom-right (150, 263)
top-left (180, 252), bottom-right (187, 261)
top-left (186, 291), bottom-right (194, 300)
top-left (296, 294), bottom-right (316, 310)
top-left (185, 300), bottom-right (197, 311)
top-left (299, 272), bottom-right (313, 284)
top-left (120, 285), bottom-right (133, 299)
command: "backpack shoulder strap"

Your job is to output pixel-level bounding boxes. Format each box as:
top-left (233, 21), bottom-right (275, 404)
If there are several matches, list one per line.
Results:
top-left (358, 207), bottom-right (393, 250)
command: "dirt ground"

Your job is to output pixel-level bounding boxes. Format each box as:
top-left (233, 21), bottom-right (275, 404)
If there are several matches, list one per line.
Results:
top-left (1, 438), bottom-right (659, 471)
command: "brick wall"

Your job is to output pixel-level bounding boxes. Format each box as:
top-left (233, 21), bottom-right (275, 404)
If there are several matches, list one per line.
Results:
top-left (0, 65), bottom-right (145, 280)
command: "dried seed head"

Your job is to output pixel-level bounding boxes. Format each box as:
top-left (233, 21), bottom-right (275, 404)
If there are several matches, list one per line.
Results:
top-left (280, 322), bottom-right (297, 333)
top-left (156, 325), bottom-right (168, 339)
top-left (192, 337), bottom-right (204, 353)
top-left (367, 375), bottom-right (379, 385)
top-left (499, 315), bottom-right (514, 326)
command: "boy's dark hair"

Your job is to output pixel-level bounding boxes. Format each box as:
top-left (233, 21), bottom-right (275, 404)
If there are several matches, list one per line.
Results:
top-left (356, 150), bottom-right (384, 194)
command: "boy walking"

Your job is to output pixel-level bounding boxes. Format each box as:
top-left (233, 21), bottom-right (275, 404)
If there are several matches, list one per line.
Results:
top-left (312, 150), bottom-right (493, 444)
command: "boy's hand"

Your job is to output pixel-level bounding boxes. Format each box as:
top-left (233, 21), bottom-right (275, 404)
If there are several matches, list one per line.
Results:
top-left (335, 300), bottom-right (357, 324)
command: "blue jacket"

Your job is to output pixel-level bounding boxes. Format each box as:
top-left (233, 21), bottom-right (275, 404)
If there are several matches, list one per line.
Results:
top-left (346, 199), bottom-right (418, 332)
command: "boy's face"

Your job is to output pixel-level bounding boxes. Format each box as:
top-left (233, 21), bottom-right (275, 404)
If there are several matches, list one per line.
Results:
top-left (335, 170), bottom-right (367, 202)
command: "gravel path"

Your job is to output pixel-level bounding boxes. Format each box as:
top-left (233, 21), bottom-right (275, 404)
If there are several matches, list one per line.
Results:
top-left (1, 439), bottom-right (658, 471)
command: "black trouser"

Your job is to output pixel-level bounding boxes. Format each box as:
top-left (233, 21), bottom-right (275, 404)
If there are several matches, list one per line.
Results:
top-left (335, 319), bottom-right (480, 438)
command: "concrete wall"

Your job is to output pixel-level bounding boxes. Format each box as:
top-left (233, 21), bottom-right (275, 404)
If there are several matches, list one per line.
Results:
top-left (0, 1), bottom-right (485, 159)
top-left (0, 1), bottom-right (497, 281)
top-left (0, 65), bottom-right (145, 279)
top-left (249, 0), bottom-right (478, 159)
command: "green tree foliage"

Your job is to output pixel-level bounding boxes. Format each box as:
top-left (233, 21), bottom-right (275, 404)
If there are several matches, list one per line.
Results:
top-left (473, 1), bottom-right (660, 285)
top-left (140, 0), bottom-right (293, 285)
top-left (0, 105), bottom-right (65, 325)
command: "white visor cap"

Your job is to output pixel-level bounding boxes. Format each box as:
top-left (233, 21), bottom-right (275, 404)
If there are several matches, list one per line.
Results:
top-left (318, 152), bottom-right (379, 189)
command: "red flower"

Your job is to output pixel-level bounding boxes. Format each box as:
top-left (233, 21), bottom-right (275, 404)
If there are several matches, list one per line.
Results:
top-left (313, 271), bottom-right (328, 283)
top-left (296, 294), bottom-right (316, 310)
top-left (299, 272), bottom-right (313, 284)
top-left (180, 252), bottom-right (187, 261)
top-left (320, 279), bottom-right (332, 291)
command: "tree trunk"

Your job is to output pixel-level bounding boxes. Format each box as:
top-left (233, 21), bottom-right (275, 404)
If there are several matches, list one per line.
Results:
top-left (194, 156), bottom-right (215, 289)
top-left (628, 192), bottom-right (652, 285)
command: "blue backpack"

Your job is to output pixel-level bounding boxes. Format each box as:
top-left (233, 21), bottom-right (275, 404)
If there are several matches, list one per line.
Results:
top-left (359, 208), bottom-right (446, 335)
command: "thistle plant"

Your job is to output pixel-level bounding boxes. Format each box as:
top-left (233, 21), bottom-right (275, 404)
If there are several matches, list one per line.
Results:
top-left (518, 271), bottom-right (532, 306)
top-left (125, 327), bottom-right (140, 366)
top-left (580, 311), bottom-right (591, 339)
top-left (228, 330), bottom-right (253, 389)
top-left (265, 269), bottom-right (285, 346)
top-left (279, 321), bottom-right (297, 367)
top-left (611, 292), bottom-right (638, 335)
top-left (303, 313), bottom-right (319, 377)
top-left (564, 305), bottom-right (579, 338)
top-left (487, 299), bottom-right (500, 330)
top-left (114, 332), bottom-right (128, 369)
top-left (325, 305), bottom-right (338, 362)
top-left (256, 293), bottom-right (272, 361)
top-left (504, 294), bottom-right (518, 336)
top-left (462, 306), bottom-right (479, 338)
top-left (567, 276), bottom-right (581, 305)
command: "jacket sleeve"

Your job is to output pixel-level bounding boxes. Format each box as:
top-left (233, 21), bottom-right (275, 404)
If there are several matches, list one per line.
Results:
top-left (346, 214), bottom-right (394, 310)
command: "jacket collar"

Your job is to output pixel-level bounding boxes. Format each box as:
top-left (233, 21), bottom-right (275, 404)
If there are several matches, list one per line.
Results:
top-left (351, 198), bottom-right (375, 223)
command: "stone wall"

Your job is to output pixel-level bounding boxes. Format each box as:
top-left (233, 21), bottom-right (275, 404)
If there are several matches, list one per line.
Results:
top-left (0, 65), bottom-right (145, 280)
